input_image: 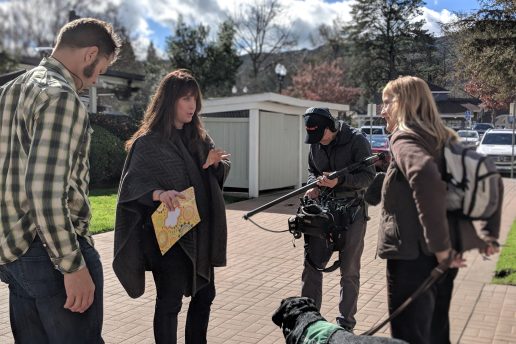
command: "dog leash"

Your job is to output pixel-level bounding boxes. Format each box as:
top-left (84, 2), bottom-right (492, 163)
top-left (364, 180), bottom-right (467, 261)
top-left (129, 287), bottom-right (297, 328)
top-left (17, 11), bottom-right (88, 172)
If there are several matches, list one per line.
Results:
top-left (361, 258), bottom-right (452, 336)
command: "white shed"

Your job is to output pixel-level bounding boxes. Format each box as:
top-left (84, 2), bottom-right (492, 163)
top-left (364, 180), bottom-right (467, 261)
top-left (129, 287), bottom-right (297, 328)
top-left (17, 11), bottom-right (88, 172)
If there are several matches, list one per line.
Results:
top-left (202, 93), bottom-right (349, 197)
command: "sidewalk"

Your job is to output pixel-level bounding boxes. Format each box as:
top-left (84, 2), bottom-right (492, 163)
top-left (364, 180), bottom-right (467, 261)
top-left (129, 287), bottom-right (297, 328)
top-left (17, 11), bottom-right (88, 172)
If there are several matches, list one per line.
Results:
top-left (1, 179), bottom-right (515, 343)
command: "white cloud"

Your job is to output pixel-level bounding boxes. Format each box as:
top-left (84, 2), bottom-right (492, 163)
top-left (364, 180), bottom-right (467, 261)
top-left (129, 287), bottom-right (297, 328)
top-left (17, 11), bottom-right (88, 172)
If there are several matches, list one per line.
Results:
top-left (106, 0), bottom-right (357, 58)
top-left (117, 0), bottom-right (455, 57)
top-left (418, 8), bottom-right (458, 35)
top-left (0, 0), bottom-right (461, 59)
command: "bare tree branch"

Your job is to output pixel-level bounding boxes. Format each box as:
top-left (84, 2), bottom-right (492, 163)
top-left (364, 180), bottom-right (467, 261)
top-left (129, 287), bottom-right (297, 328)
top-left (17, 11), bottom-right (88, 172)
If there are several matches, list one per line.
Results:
top-left (231, 0), bottom-right (297, 77)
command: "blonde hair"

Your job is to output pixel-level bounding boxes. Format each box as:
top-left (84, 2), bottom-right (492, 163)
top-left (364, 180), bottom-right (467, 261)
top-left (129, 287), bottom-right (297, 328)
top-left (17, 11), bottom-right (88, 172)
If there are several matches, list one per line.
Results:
top-left (383, 76), bottom-right (457, 149)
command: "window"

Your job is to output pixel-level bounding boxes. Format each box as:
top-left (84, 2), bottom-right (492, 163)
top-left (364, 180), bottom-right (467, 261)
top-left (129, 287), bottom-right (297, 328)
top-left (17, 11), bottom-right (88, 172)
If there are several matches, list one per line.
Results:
top-left (482, 133), bottom-right (516, 145)
top-left (458, 131), bottom-right (478, 138)
top-left (362, 128), bottom-right (384, 135)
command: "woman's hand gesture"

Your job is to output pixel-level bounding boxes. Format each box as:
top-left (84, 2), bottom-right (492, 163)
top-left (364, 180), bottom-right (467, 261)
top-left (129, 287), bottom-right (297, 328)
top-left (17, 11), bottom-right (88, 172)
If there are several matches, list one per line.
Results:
top-left (202, 148), bottom-right (230, 169)
top-left (155, 190), bottom-right (186, 211)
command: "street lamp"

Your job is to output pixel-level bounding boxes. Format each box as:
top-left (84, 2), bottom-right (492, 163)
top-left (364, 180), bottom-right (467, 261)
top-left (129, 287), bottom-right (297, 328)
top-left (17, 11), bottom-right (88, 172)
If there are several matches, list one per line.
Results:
top-left (275, 63), bottom-right (287, 94)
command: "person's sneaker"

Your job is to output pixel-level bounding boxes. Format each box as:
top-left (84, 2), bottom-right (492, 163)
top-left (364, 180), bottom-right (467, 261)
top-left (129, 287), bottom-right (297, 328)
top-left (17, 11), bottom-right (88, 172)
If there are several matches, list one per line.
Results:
top-left (336, 322), bottom-right (354, 334)
top-left (342, 326), bottom-right (354, 334)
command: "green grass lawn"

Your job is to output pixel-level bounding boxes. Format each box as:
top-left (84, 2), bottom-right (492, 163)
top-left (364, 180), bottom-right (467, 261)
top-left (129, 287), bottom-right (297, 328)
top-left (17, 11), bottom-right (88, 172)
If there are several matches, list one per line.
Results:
top-left (88, 188), bottom-right (248, 234)
top-left (89, 188), bottom-right (118, 234)
top-left (493, 220), bottom-right (516, 285)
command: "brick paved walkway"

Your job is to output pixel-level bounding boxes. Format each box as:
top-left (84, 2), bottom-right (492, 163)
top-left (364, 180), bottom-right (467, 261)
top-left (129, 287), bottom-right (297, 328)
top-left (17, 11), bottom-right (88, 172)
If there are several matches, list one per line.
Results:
top-left (1, 179), bottom-right (515, 343)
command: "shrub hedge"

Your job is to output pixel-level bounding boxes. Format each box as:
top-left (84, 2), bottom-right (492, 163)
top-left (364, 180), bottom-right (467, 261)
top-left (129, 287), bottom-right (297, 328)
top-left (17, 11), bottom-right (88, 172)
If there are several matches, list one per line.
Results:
top-left (89, 113), bottom-right (138, 141)
top-left (89, 124), bottom-right (126, 188)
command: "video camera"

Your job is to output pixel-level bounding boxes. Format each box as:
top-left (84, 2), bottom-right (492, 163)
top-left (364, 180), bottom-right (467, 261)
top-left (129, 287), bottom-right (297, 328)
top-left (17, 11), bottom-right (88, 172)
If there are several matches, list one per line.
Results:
top-left (288, 195), bottom-right (363, 244)
top-left (243, 153), bottom-right (385, 273)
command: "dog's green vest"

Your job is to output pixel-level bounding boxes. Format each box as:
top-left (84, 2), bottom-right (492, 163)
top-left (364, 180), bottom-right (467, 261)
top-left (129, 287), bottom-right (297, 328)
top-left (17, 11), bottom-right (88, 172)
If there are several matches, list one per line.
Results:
top-left (303, 320), bottom-right (342, 344)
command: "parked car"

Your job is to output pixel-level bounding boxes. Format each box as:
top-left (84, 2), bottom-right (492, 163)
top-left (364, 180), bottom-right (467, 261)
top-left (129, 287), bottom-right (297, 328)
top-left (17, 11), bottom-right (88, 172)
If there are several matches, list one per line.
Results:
top-left (457, 129), bottom-right (480, 147)
top-left (476, 129), bottom-right (516, 173)
top-left (360, 125), bottom-right (387, 136)
top-left (368, 135), bottom-right (391, 171)
top-left (472, 122), bottom-right (495, 138)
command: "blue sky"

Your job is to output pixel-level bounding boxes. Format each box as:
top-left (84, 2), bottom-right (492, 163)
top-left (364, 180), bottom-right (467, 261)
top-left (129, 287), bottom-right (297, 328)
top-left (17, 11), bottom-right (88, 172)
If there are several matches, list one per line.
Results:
top-left (324, 0), bottom-right (481, 12)
top-left (417, 0), bottom-right (480, 12)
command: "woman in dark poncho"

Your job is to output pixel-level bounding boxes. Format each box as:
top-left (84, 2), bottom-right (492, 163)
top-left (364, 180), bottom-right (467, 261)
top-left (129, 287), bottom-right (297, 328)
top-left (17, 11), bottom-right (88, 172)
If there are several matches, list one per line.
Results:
top-left (113, 69), bottom-right (230, 344)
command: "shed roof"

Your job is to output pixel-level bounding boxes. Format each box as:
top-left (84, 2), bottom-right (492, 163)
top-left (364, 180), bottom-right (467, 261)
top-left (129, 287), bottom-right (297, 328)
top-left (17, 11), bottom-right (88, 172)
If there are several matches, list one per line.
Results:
top-left (204, 93), bottom-right (349, 116)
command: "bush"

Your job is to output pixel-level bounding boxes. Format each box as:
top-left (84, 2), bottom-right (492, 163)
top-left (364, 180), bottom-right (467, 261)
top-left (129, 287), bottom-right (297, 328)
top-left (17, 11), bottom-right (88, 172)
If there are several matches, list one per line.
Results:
top-left (89, 113), bottom-right (138, 142)
top-left (89, 125), bottom-right (126, 188)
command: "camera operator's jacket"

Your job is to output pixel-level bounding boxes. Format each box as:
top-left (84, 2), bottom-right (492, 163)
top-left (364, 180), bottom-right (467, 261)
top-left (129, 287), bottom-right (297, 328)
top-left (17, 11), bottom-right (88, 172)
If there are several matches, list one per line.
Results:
top-left (307, 122), bottom-right (375, 195)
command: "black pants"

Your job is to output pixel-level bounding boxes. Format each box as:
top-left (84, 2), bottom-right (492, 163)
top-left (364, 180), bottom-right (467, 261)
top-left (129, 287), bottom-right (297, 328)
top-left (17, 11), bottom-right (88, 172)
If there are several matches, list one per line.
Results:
top-left (387, 254), bottom-right (458, 344)
top-left (151, 244), bottom-right (215, 344)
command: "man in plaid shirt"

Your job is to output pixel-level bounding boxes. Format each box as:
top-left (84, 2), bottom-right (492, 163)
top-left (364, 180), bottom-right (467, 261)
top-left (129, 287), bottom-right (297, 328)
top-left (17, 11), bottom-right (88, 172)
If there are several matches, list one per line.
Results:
top-left (0, 18), bottom-right (120, 343)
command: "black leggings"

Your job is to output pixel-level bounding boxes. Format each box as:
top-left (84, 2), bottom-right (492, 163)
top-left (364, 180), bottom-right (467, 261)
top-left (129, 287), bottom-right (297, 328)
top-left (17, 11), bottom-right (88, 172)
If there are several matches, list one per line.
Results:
top-left (387, 254), bottom-right (458, 344)
top-left (151, 245), bottom-right (215, 344)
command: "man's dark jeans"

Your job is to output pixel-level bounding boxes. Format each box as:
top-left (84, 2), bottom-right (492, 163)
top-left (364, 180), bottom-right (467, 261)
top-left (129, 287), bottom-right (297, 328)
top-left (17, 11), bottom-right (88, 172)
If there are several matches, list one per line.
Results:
top-left (0, 235), bottom-right (104, 344)
top-left (301, 208), bottom-right (367, 330)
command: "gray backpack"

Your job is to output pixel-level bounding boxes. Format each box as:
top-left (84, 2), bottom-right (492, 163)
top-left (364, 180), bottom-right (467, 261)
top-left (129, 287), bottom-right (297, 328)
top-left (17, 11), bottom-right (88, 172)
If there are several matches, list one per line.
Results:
top-left (444, 140), bottom-right (501, 220)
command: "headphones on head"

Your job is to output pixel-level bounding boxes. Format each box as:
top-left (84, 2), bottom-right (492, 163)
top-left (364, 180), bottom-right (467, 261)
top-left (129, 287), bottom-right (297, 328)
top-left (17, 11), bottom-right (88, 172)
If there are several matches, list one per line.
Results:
top-left (304, 107), bottom-right (339, 132)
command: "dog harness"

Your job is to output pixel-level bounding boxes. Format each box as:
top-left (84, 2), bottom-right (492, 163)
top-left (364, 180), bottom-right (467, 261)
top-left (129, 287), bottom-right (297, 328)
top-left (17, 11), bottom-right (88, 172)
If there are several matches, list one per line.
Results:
top-left (302, 320), bottom-right (342, 344)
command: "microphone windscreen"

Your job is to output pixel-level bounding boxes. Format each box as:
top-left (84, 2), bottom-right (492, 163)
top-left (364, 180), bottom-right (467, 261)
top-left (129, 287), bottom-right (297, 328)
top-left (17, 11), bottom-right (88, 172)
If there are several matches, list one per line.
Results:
top-left (364, 172), bottom-right (385, 206)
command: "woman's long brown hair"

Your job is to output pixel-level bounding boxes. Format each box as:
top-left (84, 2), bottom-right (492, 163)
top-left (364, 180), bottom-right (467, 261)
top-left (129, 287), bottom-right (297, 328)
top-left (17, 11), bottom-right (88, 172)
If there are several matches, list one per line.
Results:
top-left (126, 69), bottom-right (207, 151)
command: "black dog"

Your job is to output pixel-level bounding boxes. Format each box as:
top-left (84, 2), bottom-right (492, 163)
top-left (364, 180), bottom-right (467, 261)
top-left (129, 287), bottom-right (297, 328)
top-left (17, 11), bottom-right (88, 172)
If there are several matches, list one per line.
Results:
top-left (272, 297), bottom-right (407, 344)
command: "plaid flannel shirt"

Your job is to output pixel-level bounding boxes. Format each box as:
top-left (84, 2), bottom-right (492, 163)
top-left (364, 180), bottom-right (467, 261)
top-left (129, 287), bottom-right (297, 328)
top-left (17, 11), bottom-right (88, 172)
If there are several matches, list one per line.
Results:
top-left (0, 57), bottom-right (93, 273)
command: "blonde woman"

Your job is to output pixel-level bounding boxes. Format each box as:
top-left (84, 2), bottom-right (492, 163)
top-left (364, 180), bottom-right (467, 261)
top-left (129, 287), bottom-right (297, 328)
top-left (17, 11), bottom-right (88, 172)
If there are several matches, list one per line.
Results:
top-left (377, 76), bottom-right (486, 344)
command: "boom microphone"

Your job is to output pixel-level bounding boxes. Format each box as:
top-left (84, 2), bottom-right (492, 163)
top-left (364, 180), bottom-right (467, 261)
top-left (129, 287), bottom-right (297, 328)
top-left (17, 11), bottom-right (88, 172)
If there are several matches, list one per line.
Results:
top-left (364, 172), bottom-right (385, 206)
top-left (243, 153), bottom-right (386, 220)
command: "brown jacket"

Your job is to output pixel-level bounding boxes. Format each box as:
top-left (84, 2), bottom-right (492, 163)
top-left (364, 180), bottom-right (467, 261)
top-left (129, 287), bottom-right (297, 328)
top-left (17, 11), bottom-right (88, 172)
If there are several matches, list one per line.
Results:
top-left (377, 128), bottom-right (504, 260)
top-left (377, 130), bottom-right (451, 259)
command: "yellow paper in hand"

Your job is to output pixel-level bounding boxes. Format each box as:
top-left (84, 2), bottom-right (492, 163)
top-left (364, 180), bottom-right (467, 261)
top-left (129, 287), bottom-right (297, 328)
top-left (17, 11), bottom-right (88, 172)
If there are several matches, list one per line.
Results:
top-left (151, 187), bottom-right (200, 255)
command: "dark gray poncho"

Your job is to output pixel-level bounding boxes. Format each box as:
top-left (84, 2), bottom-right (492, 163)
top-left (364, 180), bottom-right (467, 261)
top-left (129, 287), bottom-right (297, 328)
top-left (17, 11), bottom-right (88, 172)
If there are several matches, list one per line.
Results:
top-left (113, 131), bottom-right (230, 298)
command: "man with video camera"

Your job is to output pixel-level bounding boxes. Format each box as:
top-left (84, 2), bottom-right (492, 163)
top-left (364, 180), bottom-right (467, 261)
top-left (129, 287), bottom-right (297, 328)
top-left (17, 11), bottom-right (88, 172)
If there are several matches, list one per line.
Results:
top-left (301, 107), bottom-right (375, 332)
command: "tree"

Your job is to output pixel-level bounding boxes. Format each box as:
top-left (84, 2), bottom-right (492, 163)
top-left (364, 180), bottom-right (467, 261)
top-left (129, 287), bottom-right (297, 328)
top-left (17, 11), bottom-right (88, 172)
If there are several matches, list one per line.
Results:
top-left (130, 42), bottom-right (170, 120)
top-left (344, 0), bottom-right (437, 100)
top-left (110, 28), bottom-right (144, 75)
top-left (285, 59), bottom-right (362, 105)
top-left (232, 0), bottom-right (297, 78)
top-left (0, 51), bottom-right (18, 75)
top-left (445, 0), bottom-right (516, 109)
top-left (146, 41), bottom-right (160, 65)
top-left (167, 16), bottom-right (210, 83)
top-left (465, 79), bottom-right (513, 111)
top-left (166, 18), bottom-right (241, 97)
top-left (0, 0), bottom-right (121, 53)
top-left (204, 21), bottom-right (242, 97)
top-left (315, 18), bottom-right (346, 59)
top-left (129, 42), bottom-right (169, 120)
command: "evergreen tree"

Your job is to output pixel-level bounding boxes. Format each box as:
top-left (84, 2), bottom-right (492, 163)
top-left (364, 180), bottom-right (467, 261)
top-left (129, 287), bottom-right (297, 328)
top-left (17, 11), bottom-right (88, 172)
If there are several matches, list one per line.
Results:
top-left (130, 42), bottom-right (169, 120)
top-left (166, 17), bottom-right (241, 98)
top-left (446, 0), bottom-right (516, 109)
top-left (0, 51), bottom-right (18, 75)
top-left (110, 28), bottom-right (144, 75)
top-left (344, 0), bottom-right (437, 100)
top-left (204, 21), bottom-right (242, 97)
